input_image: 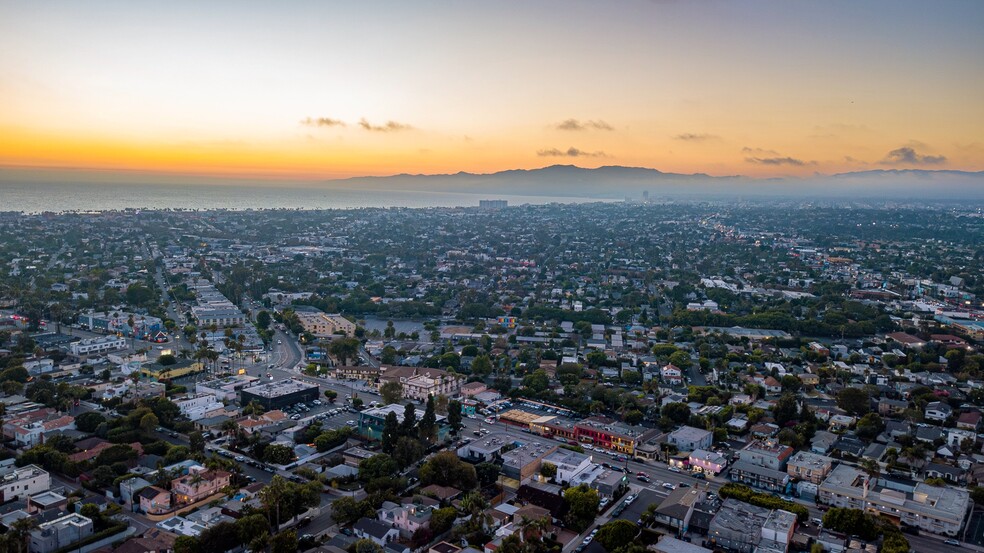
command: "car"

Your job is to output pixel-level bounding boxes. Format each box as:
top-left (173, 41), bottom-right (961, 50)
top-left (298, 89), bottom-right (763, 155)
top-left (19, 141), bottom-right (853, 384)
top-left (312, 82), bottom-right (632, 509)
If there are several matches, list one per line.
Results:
top-left (637, 476), bottom-right (651, 483)
top-left (636, 471), bottom-right (649, 478)
top-left (624, 494), bottom-right (637, 505)
top-left (679, 482), bottom-right (690, 488)
top-left (662, 483), bottom-right (675, 490)
top-left (347, 420), bottom-right (356, 425)
top-left (811, 518), bottom-right (823, 526)
top-left (602, 463), bottom-right (613, 469)
top-left (277, 340), bottom-right (283, 345)
top-left (944, 539), bottom-right (960, 546)
top-left (598, 497), bottom-right (610, 509)
top-left (692, 472), bottom-right (706, 479)
top-left (668, 466), bottom-right (682, 473)
top-left (298, 517), bottom-right (312, 528)
top-left (589, 529), bottom-right (598, 537)
top-left (234, 456), bottom-right (245, 462)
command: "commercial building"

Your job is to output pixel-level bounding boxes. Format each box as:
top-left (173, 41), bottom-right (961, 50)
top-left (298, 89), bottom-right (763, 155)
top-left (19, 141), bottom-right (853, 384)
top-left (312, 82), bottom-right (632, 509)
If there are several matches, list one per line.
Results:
top-left (818, 464), bottom-right (970, 536)
top-left (29, 513), bottom-right (94, 553)
top-left (196, 374), bottom-right (260, 401)
top-left (707, 499), bottom-right (795, 553)
top-left (0, 465), bottom-right (51, 502)
top-left (239, 378), bottom-right (320, 411)
top-left (190, 306), bottom-right (245, 327)
top-left (737, 440), bottom-right (794, 471)
top-left (357, 403), bottom-right (448, 442)
top-left (501, 442), bottom-right (558, 486)
top-left (786, 451), bottom-right (834, 484)
top-left (668, 426), bottom-right (714, 453)
top-left (295, 310), bottom-right (356, 337)
top-left (457, 433), bottom-right (514, 463)
top-left (70, 335), bottom-right (127, 356)
top-left (79, 311), bottom-right (163, 340)
top-left (574, 416), bottom-right (660, 456)
top-left (729, 460), bottom-right (791, 493)
top-left (541, 449), bottom-right (592, 485)
top-left (689, 449), bottom-right (728, 475)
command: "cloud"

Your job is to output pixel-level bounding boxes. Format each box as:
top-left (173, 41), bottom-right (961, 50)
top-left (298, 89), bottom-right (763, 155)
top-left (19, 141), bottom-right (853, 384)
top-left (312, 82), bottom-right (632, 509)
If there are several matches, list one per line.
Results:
top-left (555, 119), bottom-right (614, 131)
top-left (537, 146), bottom-right (608, 158)
top-left (300, 117), bottom-right (346, 128)
top-left (745, 156), bottom-right (812, 166)
top-left (741, 146), bottom-right (779, 156)
top-left (674, 133), bottom-right (719, 142)
top-left (881, 146), bottom-right (946, 165)
top-left (358, 118), bottom-right (413, 132)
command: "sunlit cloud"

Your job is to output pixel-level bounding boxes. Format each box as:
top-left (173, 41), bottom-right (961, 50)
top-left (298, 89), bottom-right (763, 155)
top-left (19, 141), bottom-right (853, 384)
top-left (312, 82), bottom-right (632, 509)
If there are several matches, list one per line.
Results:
top-left (674, 133), bottom-right (719, 142)
top-left (555, 119), bottom-right (614, 131)
top-left (881, 146), bottom-right (946, 165)
top-left (358, 119), bottom-right (413, 132)
top-left (300, 117), bottom-right (346, 128)
top-left (745, 156), bottom-right (814, 166)
top-left (537, 147), bottom-right (608, 158)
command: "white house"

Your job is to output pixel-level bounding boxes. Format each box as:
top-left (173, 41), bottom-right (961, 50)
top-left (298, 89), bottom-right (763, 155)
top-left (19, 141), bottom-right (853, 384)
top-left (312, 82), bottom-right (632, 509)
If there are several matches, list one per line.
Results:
top-left (173, 393), bottom-right (223, 421)
top-left (0, 465), bottom-right (51, 501)
top-left (925, 401), bottom-right (953, 423)
top-left (541, 449), bottom-right (593, 484)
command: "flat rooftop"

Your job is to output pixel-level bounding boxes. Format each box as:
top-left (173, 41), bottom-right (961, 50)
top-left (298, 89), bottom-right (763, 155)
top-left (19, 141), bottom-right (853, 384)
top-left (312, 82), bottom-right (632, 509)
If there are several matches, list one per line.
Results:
top-left (241, 378), bottom-right (318, 398)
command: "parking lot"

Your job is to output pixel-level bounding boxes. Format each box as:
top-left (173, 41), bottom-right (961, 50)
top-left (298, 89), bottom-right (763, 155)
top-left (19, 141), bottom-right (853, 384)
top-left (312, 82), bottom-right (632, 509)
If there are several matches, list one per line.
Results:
top-left (964, 510), bottom-right (984, 546)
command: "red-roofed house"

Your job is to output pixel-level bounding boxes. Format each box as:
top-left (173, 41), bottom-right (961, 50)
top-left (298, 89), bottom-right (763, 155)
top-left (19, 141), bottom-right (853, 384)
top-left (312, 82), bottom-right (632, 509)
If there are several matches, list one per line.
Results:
top-left (958, 411), bottom-right (982, 432)
top-left (171, 467), bottom-right (231, 504)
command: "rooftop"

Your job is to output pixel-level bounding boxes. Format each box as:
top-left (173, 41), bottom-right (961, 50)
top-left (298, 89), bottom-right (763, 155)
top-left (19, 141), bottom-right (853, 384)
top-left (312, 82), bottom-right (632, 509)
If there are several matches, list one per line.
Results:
top-left (241, 378), bottom-right (318, 398)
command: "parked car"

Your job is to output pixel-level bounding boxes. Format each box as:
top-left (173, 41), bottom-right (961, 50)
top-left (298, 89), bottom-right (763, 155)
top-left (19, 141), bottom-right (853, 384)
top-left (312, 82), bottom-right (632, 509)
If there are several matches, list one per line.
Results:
top-left (662, 483), bottom-right (675, 490)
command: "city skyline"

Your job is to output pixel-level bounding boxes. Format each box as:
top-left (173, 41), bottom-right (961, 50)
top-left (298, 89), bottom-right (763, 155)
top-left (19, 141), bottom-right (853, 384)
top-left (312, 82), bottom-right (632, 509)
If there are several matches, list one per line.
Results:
top-left (2, 1), bottom-right (983, 183)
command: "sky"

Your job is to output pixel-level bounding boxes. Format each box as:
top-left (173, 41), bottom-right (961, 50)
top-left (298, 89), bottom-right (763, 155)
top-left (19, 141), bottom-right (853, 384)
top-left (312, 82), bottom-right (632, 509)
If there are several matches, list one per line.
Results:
top-left (1, 0), bottom-right (982, 181)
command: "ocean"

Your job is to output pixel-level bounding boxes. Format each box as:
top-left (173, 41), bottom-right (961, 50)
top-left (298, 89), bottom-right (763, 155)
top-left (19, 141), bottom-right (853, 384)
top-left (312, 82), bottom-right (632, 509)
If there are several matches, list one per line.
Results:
top-left (0, 181), bottom-right (601, 213)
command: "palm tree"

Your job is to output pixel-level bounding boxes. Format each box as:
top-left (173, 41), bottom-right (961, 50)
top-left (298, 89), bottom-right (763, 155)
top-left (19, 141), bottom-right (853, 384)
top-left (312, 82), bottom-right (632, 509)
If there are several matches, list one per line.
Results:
top-left (11, 516), bottom-right (39, 553)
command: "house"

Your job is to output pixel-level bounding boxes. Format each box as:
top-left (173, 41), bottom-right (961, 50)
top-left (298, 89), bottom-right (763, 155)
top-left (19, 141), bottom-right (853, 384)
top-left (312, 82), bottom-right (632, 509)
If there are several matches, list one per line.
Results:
top-left (661, 364), bottom-right (683, 385)
top-left (652, 486), bottom-right (706, 534)
top-left (957, 411), bottom-right (982, 431)
top-left (171, 467), bottom-right (231, 504)
top-left (138, 486), bottom-right (172, 515)
top-left (354, 518), bottom-right (400, 546)
top-left (3, 411), bottom-right (76, 447)
top-left (737, 440), bottom-right (794, 471)
top-left (707, 499), bottom-right (795, 553)
top-left (925, 462), bottom-right (963, 484)
top-left (924, 401), bottom-right (953, 423)
top-left (377, 501), bottom-right (432, 538)
top-left (0, 465), bottom-right (51, 502)
top-left (29, 513), bottom-right (94, 553)
top-left (762, 376), bottom-right (781, 395)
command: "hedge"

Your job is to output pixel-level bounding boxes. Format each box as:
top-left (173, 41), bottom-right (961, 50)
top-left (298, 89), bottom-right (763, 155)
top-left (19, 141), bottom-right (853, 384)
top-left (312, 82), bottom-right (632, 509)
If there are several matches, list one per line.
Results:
top-left (718, 483), bottom-right (808, 521)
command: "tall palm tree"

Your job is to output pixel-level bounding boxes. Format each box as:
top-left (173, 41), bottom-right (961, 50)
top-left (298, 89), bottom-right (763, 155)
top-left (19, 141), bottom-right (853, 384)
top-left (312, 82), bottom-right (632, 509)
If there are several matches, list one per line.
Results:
top-left (11, 516), bottom-right (39, 553)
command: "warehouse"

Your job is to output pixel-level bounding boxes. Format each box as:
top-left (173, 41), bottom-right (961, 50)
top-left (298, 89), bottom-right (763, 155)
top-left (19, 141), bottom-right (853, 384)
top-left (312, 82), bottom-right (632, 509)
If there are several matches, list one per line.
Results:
top-left (239, 379), bottom-right (319, 410)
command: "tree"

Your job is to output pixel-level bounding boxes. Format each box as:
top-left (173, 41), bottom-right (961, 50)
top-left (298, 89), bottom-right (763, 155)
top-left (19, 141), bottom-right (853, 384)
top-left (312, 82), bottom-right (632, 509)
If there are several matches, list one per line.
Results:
top-left (668, 350), bottom-right (692, 370)
top-left (236, 513), bottom-right (271, 545)
top-left (381, 411), bottom-right (400, 454)
top-left (661, 402), bottom-right (691, 424)
top-left (476, 462), bottom-right (500, 487)
top-left (380, 381), bottom-right (404, 405)
top-left (256, 310), bottom-right (272, 330)
top-left (418, 395), bottom-right (437, 444)
top-left (856, 413), bottom-right (885, 441)
top-left (331, 496), bottom-right (374, 526)
top-left (447, 400), bottom-right (463, 435)
top-left (522, 369), bottom-right (549, 393)
top-left (773, 393), bottom-right (799, 427)
top-left (392, 436), bottom-right (425, 468)
top-left (324, 389), bottom-right (338, 402)
top-left (400, 402), bottom-right (417, 436)
top-left (270, 530), bottom-right (297, 553)
top-left (781, 374), bottom-right (802, 393)
top-left (140, 412), bottom-right (162, 436)
top-left (328, 338), bottom-right (360, 366)
top-left (174, 536), bottom-right (200, 553)
top-left (836, 387), bottom-right (870, 416)
top-left (471, 355), bottom-right (493, 377)
top-left (76, 411), bottom-right (106, 433)
top-left (189, 431), bottom-right (206, 453)
top-left (596, 519), bottom-right (637, 552)
top-left (563, 484), bottom-right (600, 532)
top-left (263, 444), bottom-right (296, 465)
top-left (350, 539), bottom-right (384, 553)
top-left (429, 507), bottom-right (457, 535)
top-left (359, 454), bottom-right (399, 482)
top-left (419, 451), bottom-right (477, 490)
top-left (540, 462), bottom-right (557, 479)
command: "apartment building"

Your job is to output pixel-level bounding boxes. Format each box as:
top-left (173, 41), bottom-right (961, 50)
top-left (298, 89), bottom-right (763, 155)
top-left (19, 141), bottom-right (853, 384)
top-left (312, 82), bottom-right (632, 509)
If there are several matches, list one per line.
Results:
top-left (786, 451), bottom-right (834, 484)
top-left (295, 310), bottom-right (356, 337)
top-left (70, 335), bottom-right (127, 356)
top-left (738, 440), bottom-right (794, 471)
top-left (171, 467), bottom-right (231, 504)
top-left (818, 464), bottom-right (970, 537)
top-left (668, 426), bottom-right (714, 452)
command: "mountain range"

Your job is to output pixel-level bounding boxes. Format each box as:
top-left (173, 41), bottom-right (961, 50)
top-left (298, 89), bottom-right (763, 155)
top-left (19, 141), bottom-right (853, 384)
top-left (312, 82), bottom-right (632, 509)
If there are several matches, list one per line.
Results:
top-left (334, 165), bottom-right (984, 200)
